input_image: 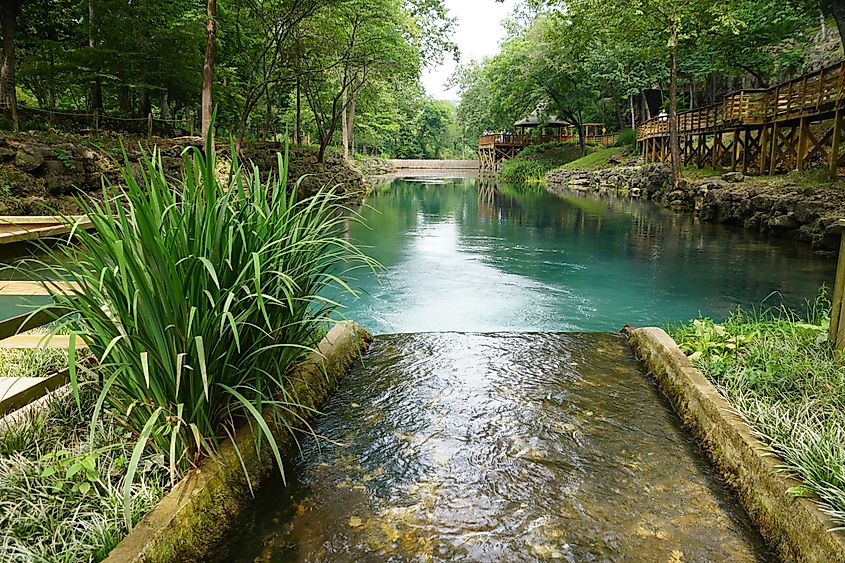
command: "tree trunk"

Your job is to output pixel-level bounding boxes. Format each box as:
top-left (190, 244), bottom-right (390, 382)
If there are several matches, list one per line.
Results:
top-left (576, 122), bottom-right (586, 156)
top-left (295, 78), bottom-right (302, 145)
top-left (689, 77), bottom-right (696, 110)
top-left (640, 90), bottom-right (651, 121)
top-left (341, 86), bottom-right (349, 159)
top-left (88, 0), bottom-right (102, 111)
top-left (118, 85), bottom-right (131, 113)
top-left (140, 88), bottom-right (151, 117)
top-left (236, 102), bottom-right (251, 152)
top-left (160, 91), bottom-right (171, 120)
top-left (91, 80), bottom-right (103, 111)
top-left (629, 94), bottom-right (636, 130)
top-left (201, 0), bottom-right (216, 142)
top-left (264, 86), bottom-right (272, 141)
top-left (830, 0), bottom-right (845, 50)
top-left (348, 85), bottom-right (359, 157)
top-left (669, 20), bottom-right (683, 190)
top-left (0, 0), bottom-right (20, 132)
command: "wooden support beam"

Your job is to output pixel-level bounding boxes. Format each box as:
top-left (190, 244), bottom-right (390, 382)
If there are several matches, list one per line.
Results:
top-left (797, 116), bottom-right (811, 171)
top-left (759, 123), bottom-right (769, 174)
top-left (712, 133), bottom-right (721, 169)
top-left (769, 123), bottom-right (780, 175)
top-left (832, 219), bottom-right (845, 348)
top-left (731, 131), bottom-right (737, 171)
top-left (831, 108), bottom-right (842, 179)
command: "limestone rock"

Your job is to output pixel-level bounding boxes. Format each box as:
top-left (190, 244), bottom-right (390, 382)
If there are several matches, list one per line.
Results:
top-left (721, 171), bottom-right (744, 182)
top-left (15, 149), bottom-right (44, 172)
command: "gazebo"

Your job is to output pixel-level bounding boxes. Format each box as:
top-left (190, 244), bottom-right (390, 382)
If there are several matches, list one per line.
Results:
top-left (513, 111), bottom-right (573, 142)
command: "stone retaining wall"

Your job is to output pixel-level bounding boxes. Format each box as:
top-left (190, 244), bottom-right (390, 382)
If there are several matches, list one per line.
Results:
top-left (546, 164), bottom-right (845, 251)
top-left (627, 327), bottom-right (845, 562)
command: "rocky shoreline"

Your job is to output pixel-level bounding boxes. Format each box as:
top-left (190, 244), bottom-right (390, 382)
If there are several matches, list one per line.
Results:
top-left (0, 134), bottom-right (368, 215)
top-left (546, 164), bottom-right (845, 252)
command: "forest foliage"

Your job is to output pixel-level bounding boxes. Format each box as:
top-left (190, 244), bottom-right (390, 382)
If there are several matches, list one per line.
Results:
top-left (455, 0), bottom-right (844, 153)
top-left (0, 0), bottom-right (472, 159)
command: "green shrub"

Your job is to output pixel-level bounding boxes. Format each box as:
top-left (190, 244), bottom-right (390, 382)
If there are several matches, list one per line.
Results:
top-left (26, 131), bottom-right (374, 528)
top-left (498, 158), bottom-right (552, 184)
top-left (613, 128), bottom-right (636, 148)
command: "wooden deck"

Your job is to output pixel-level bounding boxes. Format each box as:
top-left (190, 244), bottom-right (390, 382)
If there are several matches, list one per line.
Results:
top-left (638, 61), bottom-right (845, 175)
top-left (0, 215), bottom-right (92, 245)
top-left (478, 126), bottom-right (618, 172)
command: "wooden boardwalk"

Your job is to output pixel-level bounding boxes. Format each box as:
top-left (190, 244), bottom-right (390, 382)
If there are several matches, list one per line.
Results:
top-left (0, 215), bottom-right (92, 245)
top-left (389, 159), bottom-right (479, 170)
top-left (478, 125), bottom-right (617, 173)
top-left (638, 61), bottom-right (845, 176)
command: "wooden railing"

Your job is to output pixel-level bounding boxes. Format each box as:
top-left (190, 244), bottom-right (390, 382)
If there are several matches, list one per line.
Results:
top-left (638, 61), bottom-right (845, 141)
top-left (479, 131), bottom-right (617, 148)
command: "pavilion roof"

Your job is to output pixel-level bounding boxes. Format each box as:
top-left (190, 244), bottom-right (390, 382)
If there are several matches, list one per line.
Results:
top-left (514, 112), bottom-right (571, 128)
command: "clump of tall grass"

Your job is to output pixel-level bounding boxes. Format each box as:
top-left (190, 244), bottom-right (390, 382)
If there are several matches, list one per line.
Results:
top-left (23, 131), bottom-right (373, 529)
top-left (670, 291), bottom-right (845, 527)
top-left (498, 158), bottom-right (551, 184)
top-left (0, 347), bottom-right (67, 378)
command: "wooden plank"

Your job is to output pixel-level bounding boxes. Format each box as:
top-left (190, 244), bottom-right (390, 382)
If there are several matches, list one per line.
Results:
top-left (0, 281), bottom-right (76, 296)
top-left (0, 215), bottom-right (87, 226)
top-left (832, 109), bottom-right (843, 179)
top-left (0, 216), bottom-right (92, 245)
top-left (797, 116), bottom-right (810, 172)
top-left (0, 370), bottom-right (68, 416)
top-left (0, 308), bottom-right (63, 340)
top-left (0, 334), bottom-right (87, 350)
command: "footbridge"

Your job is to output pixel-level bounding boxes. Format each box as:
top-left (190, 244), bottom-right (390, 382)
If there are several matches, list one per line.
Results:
top-left (638, 61), bottom-right (845, 176)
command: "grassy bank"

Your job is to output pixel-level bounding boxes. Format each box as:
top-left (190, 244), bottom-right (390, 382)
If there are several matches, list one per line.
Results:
top-left (669, 298), bottom-right (845, 527)
top-left (560, 147), bottom-right (621, 171)
top-left (498, 142), bottom-right (584, 183)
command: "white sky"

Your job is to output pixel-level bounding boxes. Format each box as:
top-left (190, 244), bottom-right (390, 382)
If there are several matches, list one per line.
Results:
top-left (421, 0), bottom-right (519, 101)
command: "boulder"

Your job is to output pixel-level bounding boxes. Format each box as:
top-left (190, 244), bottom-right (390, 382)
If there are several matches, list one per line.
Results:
top-left (15, 149), bottom-right (44, 172)
top-left (721, 171), bottom-right (744, 182)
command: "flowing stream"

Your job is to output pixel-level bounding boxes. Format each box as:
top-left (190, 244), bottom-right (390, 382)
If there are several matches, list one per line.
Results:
top-left (211, 175), bottom-right (834, 561)
top-left (222, 332), bottom-right (773, 562)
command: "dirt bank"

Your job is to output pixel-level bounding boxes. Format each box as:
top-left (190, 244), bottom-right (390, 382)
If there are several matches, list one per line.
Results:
top-left (0, 133), bottom-right (367, 215)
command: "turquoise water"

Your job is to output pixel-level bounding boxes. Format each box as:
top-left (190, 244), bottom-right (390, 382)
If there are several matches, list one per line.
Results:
top-left (338, 176), bottom-right (835, 333)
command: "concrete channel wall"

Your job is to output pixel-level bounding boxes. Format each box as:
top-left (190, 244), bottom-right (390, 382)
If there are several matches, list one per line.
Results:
top-left (627, 327), bottom-right (845, 563)
top-left (104, 321), bottom-right (373, 563)
top-left (388, 159), bottom-right (479, 170)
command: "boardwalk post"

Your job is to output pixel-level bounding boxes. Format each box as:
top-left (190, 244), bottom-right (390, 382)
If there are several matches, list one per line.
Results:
top-left (831, 108), bottom-right (842, 179)
top-left (731, 130), bottom-right (739, 171)
top-left (831, 219), bottom-right (845, 349)
top-left (769, 123), bottom-right (780, 175)
top-left (797, 116), bottom-right (810, 172)
top-left (759, 124), bottom-right (769, 173)
top-left (712, 133), bottom-right (721, 168)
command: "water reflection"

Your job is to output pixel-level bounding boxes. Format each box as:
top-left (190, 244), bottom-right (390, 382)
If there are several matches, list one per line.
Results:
top-left (340, 177), bottom-right (834, 333)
